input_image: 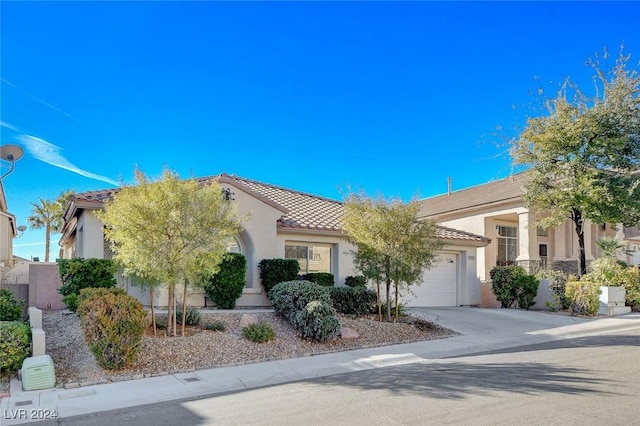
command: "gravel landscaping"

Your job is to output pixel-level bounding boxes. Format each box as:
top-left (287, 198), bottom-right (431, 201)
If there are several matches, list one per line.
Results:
top-left (31, 309), bottom-right (456, 389)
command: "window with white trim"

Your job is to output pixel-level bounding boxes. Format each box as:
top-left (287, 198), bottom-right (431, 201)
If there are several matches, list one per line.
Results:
top-left (285, 243), bottom-right (331, 274)
top-left (496, 225), bottom-right (517, 266)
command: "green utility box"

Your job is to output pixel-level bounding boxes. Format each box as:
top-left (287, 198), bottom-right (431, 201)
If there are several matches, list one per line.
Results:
top-left (21, 355), bottom-right (56, 391)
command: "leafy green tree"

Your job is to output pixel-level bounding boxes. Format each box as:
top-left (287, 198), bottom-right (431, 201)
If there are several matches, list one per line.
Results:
top-left (27, 190), bottom-right (74, 262)
top-left (511, 48), bottom-right (640, 276)
top-left (342, 191), bottom-right (444, 321)
top-left (96, 167), bottom-right (245, 336)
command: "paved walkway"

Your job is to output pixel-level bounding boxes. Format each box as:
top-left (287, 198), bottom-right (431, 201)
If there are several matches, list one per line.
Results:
top-left (2, 308), bottom-right (639, 425)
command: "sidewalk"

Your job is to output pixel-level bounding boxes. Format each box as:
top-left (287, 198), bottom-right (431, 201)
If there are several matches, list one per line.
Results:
top-left (2, 308), bottom-right (639, 425)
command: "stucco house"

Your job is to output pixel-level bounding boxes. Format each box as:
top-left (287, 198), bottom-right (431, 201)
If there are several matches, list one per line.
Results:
top-left (418, 173), bottom-right (637, 287)
top-left (59, 173), bottom-right (490, 308)
top-left (0, 180), bottom-right (19, 271)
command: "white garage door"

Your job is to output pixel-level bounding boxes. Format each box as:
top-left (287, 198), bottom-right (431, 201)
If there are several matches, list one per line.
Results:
top-left (403, 253), bottom-right (458, 307)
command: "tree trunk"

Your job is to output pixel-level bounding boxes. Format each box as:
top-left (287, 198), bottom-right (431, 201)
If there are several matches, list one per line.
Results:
top-left (376, 280), bottom-right (382, 322)
top-left (150, 287), bottom-right (156, 337)
top-left (181, 280), bottom-right (188, 337)
top-left (394, 282), bottom-right (399, 322)
top-left (385, 279), bottom-right (391, 322)
top-left (172, 287), bottom-right (177, 337)
top-left (572, 208), bottom-right (587, 276)
top-left (44, 222), bottom-right (51, 262)
top-left (167, 286), bottom-right (173, 336)
top-left (385, 256), bottom-right (391, 321)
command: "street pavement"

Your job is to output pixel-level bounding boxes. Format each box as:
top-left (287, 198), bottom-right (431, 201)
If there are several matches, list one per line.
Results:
top-left (1, 308), bottom-right (639, 425)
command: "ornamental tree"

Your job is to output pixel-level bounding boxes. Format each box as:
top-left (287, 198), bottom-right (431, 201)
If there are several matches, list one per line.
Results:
top-left (511, 48), bottom-right (640, 275)
top-left (342, 191), bottom-right (444, 321)
top-left (96, 167), bottom-right (245, 336)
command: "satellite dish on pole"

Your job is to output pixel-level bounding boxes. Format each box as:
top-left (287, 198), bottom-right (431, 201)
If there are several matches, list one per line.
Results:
top-left (0, 144), bottom-right (24, 180)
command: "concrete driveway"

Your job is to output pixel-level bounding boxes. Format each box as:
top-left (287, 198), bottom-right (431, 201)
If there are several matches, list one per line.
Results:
top-left (408, 307), bottom-right (640, 349)
top-left (408, 307), bottom-right (589, 335)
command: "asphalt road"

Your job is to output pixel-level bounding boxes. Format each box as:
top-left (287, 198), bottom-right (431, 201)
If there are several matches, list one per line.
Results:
top-left (38, 328), bottom-right (640, 426)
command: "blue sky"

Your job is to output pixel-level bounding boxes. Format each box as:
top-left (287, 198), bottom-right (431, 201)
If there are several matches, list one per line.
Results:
top-left (1, 1), bottom-right (639, 261)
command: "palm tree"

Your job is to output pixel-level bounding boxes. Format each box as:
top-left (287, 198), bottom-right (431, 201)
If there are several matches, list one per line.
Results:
top-left (27, 191), bottom-right (74, 262)
top-left (596, 237), bottom-right (634, 259)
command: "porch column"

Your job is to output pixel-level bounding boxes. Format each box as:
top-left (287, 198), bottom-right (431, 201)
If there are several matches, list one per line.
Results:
top-left (516, 211), bottom-right (539, 273)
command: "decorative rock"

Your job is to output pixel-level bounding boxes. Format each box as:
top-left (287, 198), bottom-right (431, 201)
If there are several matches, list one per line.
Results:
top-left (239, 314), bottom-right (258, 329)
top-left (340, 327), bottom-right (359, 339)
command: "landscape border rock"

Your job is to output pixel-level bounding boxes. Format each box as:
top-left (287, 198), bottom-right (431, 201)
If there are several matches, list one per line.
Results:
top-left (40, 310), bottom-right (455, 389)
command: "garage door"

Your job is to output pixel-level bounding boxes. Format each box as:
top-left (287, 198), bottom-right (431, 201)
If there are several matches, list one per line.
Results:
top-left (403, 253), bottom-right (458, 307)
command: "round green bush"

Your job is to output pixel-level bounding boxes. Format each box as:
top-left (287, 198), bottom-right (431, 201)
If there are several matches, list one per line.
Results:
top-left (293, 300), bottom-right (340, 342)
top-left (268, 280), bottom-right (332, 320)
top-left (302, 272), bottom-right (335, 287)
top-left (0, 288), bottom-right (24, 321)
top-left (258, 259), bottom-right (300, 293)
top-left (565, 281), bottom-right (601, 316)
top-left (329, 287), bottom-right (376, 315)
top-left (490, 266), bottom-right (527, 308)
top-left (0, 321), bottom-right (31, 372)
top-left (77, 288), bottom-right (148, 370)
top-left (344, 276), bottom-right (367, 288)
top-left (242, 322), bottom-right (276, 343)
top-left (58, 258), bottom-right (117, 311)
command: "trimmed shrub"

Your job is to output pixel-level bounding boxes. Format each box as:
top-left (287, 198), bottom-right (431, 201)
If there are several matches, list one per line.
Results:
top-left (330, 287), bottom-right (376, 315)
top-left (622, 267), bottom-right (640, 307)
top-left (0, 288), bottom-right (24, 321)
top-left (565, 281), bottom-right (601, 316)
top-left (258, 259), bottom-right (300, 293)
top-left (536, 269), bottom-right (570, 309)
top-left (293, 300), bottom-right (340, 342)
top-left (243, 322), bottom-right (276, 343)
top-left (345, 276), bottom-right (367, 288)
top-left (268, 280), bottom-right (339, 342)
top-left (587, 256), bottom-right (626, 287)
top-left (0, 321), bottom-right (31, 372)
top-left (176, 305), bottom-right (201, 326)
top-left (516, 275), bottom-right (539, 310)
top-left (204, 253), bottom-right (247, 309)
top-left (77, 287), bottom-right (148, 370)
top-left (302, 272), bottom-right (335, 287)
top-left (268, 280), bottom-right (332, 320)
top-left (490, 266), bottom-right (527, 308)
top-left (62, 293), bottom-right (79, 313)
top-left (58, 258), bottom-right (117, 312)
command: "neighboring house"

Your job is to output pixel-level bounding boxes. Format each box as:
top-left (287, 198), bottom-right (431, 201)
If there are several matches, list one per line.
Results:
top-left (624, 227), bottom-right (640, 266)
top-left (0, 180), bottom-right (19, 271)
top-left (418, 173), bottom-right (631, 283)
top-left (59, 173), bottom-right (489, 308)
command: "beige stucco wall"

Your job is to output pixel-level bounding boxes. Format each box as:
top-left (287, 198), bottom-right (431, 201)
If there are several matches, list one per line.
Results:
top-left (28, 262), bottom-right (66, 310)
top-left (0, 212), bottom-right (14, 266)
top-left (438, 204), bottom-right (526, 281)
top-left (437, 202), bottom-right (618, 281)
top-left (441, 244), bottom-right (482, 306)
top-left (76, 211), bottom-right (106, 259)
top-left (106, 184), bottom-right (356, 308)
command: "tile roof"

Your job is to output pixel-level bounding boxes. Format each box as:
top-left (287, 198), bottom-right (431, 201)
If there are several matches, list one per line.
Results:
top-left (419, 173), bottom-right (529, 218)
top-left (69, 173), bottom-right (490, 243)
